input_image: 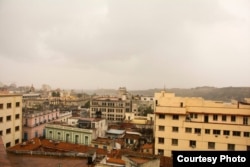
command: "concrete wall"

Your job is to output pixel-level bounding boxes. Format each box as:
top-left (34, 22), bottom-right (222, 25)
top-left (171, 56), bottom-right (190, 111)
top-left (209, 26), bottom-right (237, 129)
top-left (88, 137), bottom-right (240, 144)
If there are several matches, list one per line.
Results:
top-left (0, 95), bottom-right (22, 148)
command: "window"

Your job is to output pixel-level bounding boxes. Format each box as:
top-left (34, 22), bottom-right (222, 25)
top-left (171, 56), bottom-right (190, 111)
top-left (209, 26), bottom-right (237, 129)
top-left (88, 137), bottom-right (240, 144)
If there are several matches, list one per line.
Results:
top-left (159, 126), bottom-right (165, 131)
top-left (172, 127), bottom-right (179, 132)
top-left (243, 132), bottom-right (250, 137)
top-left (15, 126), bottom-right (20, 132)
top-left (0, 104), bottom-right (3, 109)
top-left (232, 131), bottom-right (241, 137)
top-left (213, 130), bottom-right (221, 135)
top-left (158, 137), bottom-right (164, 144)
top-left (243, 117), bottom-right (248, 125)
top-left (0, 130), bottom-right (2, 136)
top-left (103, 146), bottom-right (107, 150)
top-left (0, 117), bottom-right (3, 123)
top-left (85, 136), bottom-right (89, 145)
top-left (6, 128), bottom-right (11, 134)
top-left (189, 140), bottom-right (196, 148)
top-left (16, 102), bottom-right (20, 107)
top-left (213, 115), bottom-right (218, 121)
top-left (7, 115), bottom-right (11, 121)
top-left (6, 142), bottom-right (11, 148)
top-left (222, 115), bottom-right (227, 121)
top-left (180, 102), bottom-right (183, 107)
top-left (173, 115), bottom-right (179, 120)
top-left (15, 114), bottom-right (20, 119)
top-left (7, 103), bottom-right (12, 109)
top-left (205, 129), bottom-right (210, 134)
top-left (194, 128), bottom-right (201, 134)
top-left (185, 128), bottom-right (192, 133)
top-left (228, 144), bottom-right (235, 151)
top-left (159, 114), bottom-right (165, 119)
top-left (158, 149), bottom-right (164, 155)
top-left (208, 142), bottom-right (215, 149)
top-left (15, 139), bottom-right (19, 144)
top-left (94, 145), bottom-right (98, 148)
top-left (231, 116), bottom-right (236, 122)
top-left (190, 113), bottom-right (198, 119)
top-left (223, 130), bottom-right (230, 136)
top-left (172, 139), bottom-right (178, 146)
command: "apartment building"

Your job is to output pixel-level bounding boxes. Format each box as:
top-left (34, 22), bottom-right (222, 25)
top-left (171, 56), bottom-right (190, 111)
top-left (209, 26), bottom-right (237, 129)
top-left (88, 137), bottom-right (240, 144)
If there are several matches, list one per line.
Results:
top-left (0, 94), bottom-right (22, 148)
top-left (90, 96), bottom-right (131, 122)
top-left (154, 91), bottom-right (250, 157)
top-left (22, 109), bottom-right (60, 140)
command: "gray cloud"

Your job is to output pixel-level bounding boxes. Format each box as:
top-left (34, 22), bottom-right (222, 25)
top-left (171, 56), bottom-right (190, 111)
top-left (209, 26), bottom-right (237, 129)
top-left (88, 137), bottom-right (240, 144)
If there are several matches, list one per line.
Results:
top-left (0, 0), bottom-right (249, 89)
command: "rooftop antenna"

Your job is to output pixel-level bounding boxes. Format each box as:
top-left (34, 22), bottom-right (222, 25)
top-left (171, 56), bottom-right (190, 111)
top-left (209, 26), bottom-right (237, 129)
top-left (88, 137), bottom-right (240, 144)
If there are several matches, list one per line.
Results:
top-left (164, 84), bottom-right (166, 91)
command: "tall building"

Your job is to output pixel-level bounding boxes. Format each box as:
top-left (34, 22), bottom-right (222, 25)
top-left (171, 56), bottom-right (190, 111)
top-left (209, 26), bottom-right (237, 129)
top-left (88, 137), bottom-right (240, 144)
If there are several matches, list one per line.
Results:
top-left (22, 109), bottom-right (60, 141)
top-left (154, 91), bottom-right (250, 157)
top-left (90, 96), bottom-right (132, 122)
top-left (0, 94), bottom-right (22, 148)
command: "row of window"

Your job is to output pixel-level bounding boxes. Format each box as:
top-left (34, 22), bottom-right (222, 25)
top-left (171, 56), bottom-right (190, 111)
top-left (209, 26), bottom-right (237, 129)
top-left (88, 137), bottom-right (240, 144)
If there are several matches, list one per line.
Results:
top-left (0, 126), bottom-right (20, 136)
top-left (0, 114), bottom-right (20, 123)
top-left (158, 126), bottom-right (250, 137)
top-left (158, 138), bottom-right (236, 150)
top-left (157, 143), bottom-right (236, 155)
top-left (48, 131), bottom-right (89, 144)
top-left (0, 102), bottom-right (20, 109)
top-left (158, 114), bottom-right (249, 125)
top-left (92, 102), bottom-right (130, 107)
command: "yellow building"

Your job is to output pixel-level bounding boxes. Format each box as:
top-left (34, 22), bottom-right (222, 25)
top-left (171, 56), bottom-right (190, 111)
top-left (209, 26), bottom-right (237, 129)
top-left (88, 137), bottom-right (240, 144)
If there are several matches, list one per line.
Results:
top-left (154, 91), bottom-right (250, 157)
top-left (0, 94), bottom-right (22, 148)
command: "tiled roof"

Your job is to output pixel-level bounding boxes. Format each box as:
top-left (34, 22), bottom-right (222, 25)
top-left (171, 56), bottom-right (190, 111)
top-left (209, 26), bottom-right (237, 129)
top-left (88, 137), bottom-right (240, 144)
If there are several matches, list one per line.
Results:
top-left (7, 138), bottom-right (41, 151)
top-left (107, 157), bottom-right (125, 165)
top-left (129, 157), bottom-right (150, 164)
top-left (141, 143), bottom-right (153, 149)
top-left (124, 133), bottom-right (140, 140)
top-left (92, 137), bottom-right (113, 145)
top-left (7, 138), bottom-right (108, 155)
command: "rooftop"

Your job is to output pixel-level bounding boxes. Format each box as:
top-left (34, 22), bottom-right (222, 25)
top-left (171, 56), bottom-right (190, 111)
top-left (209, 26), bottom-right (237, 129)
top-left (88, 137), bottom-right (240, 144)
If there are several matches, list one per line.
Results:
top-left (7, 137), bottom-right (108, 156)
top-left (106, 129), bottom-right (125, 135)
top-left (107, 157), bottom-right (125, 165)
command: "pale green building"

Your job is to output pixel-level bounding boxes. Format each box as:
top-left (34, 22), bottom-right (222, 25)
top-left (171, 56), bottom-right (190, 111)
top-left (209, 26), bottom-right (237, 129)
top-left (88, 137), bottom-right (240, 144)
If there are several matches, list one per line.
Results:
top-left (45, 123), bottom-right (93, 145)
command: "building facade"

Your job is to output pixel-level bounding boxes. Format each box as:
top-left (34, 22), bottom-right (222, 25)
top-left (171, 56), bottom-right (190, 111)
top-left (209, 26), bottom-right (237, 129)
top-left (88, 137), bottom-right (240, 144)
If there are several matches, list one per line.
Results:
top-left (22, 109), bottom-right (60, 141)
top-left (0, 94), bottom-right (22, 148)
top-left (45, 123), bottom-right (92, 145)
top-left (154, 91), bottom-right (250, 157)
top-left (90, 96), bottom-right (132, 122)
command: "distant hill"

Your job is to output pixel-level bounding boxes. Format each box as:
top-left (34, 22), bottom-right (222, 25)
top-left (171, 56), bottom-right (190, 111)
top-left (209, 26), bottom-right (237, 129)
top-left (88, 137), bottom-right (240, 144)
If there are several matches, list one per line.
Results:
top-left (130, 87), bottom-right (250, 102)
top-left (82, 87), bottom-right (250, 102)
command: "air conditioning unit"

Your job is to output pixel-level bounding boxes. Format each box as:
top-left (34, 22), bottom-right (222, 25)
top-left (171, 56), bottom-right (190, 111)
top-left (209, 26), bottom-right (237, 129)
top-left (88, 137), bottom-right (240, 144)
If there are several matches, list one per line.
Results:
top-left (197, 133), bottom-right (201, 136)
top-left (226, 136), bottom-right (228, 138)
top-left (191, 145), bottom-right (196, 148)
top-left (215, 135), bottom-right (218, 137)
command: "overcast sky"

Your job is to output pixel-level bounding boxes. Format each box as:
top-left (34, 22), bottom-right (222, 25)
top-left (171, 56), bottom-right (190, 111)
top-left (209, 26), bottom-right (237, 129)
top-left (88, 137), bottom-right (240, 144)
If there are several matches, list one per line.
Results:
top-left (0, 0), bottom-right (249, 90)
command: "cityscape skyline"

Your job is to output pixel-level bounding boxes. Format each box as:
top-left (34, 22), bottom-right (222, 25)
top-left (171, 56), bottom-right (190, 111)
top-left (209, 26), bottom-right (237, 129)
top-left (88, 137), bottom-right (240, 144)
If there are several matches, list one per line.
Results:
top-left (0, 0), bottom-right (249, 90)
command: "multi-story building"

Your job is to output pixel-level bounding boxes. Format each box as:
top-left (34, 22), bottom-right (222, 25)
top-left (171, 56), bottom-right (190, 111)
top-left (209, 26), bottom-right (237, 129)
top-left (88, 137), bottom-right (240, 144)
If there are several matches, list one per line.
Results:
top-left (67, 117), bottom-right (108, 138)
top-left (0, 94), bottom-right (22, 148)
top-left (154, 91), bottom-right (250, 157)
top-left (22, 109), bottom-right (60, 141)
top-left (45, 123), bottom-right (92, 145)
top-left (90, 96), bottom-right (132, 122)
top-left (45, 117), bottom-right (107, 145)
